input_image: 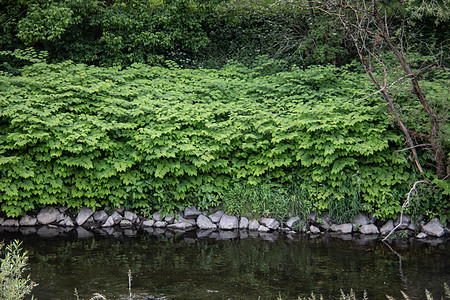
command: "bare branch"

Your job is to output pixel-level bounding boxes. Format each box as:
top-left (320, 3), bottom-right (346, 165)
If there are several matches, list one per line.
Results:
top-left (382, 180), bottom-right (430, 241)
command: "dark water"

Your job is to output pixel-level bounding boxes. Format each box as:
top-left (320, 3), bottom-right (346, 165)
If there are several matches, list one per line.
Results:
top-left (1, 228), bottom-right (449, 300)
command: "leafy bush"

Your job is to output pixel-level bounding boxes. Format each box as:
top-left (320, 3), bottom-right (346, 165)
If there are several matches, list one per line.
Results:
top-left (0, 240), bottom-right (36, 300)
top-left (1, 58), bottom-right (437, 219)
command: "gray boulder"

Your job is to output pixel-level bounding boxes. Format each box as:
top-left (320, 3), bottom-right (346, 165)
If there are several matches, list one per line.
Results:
top-left (310, 225), bottom-right (321, 234)
top-left (37, 207), bottom-right (60, 225)
top-left (59, 215), bottom-right (74, 227)
top-left (380, 220), bottom-right (394, 235)
top-left (167, 222), bottom-right (195, 230)
top-left (110, 211), bottom-right (123, 224)
top-left (248, 220), bottom-right (260, 231)
top-left (260, 218), bottom-right (280, 230)
top-left (219, 214), bottom-right (239, 230)
top-left (142, 219), bottom-right (155, 227)
top-left (120, 219), bottom-right (133, 228)
top-left (19, 215), bottom-right (37, 226)
top-left (258, 225), bottom-right (270, 232)
top-left (2, 219), bottom-right (19, 227)
top-left (102, 216), bottom-right (115, 228)
top-left (286, 216), bottom-right (300, 229)
top-left (353, 213), bottom-right (370, 227)
top-left (197, 215), bottom-right (217, 230)
top-left (330, 223), bottom-right (353, 234)
top-left (184, 206), bottom-right (201, 219)
top-left (416, 232), bottom-right (428, 239)
top-left (124, 211), bottom-right (138, 223)
top-left (164, 214), bottom-right (175, 223)
top-left (152, 212), bottom-right (162, 221)
top-left (154, 221), bottom-right (167, 228)
top-left (239, 217), bottom-right (249, 229)
top-left (75, 207), bottom-right (94, 226)
top-left (0, 217), bottom-right (4, 225)
top-left (394, 214), bottom-right (411, 230)
top-left (209, 210), bottom-right (224, 223)
top-left (359, 224), bottom-right (379, 235)
top-left (93, 210), bottom-right (109, 223)
top-left (422, 218), bottom-right (445, 237)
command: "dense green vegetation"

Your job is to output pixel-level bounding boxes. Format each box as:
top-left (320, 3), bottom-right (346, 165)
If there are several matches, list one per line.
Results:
top-left (0, 0), bottom-right (448, 221)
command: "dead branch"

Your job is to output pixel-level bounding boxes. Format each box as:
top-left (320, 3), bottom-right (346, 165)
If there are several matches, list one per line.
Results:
top-left (382, 180), bottom-right (430, 241)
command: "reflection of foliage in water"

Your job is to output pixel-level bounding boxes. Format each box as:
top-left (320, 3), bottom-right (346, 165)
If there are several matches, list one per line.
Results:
top-left (14, 234), bottom-right (450, 300)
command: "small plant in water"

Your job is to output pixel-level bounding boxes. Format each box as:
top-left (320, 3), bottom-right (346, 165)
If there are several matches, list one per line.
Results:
top-left (0, 240), bottom-right (37, 300)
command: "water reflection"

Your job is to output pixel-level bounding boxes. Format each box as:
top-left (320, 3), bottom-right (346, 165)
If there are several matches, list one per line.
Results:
top-left (0, 228), bottom-right (448, 300)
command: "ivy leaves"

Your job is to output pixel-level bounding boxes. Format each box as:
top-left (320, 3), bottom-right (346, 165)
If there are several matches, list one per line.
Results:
top-left (0, 61), bottom-right (415, 217)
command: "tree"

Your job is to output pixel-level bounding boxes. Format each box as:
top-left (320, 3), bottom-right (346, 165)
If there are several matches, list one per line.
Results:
top-left (283, 0), bottom-right (449, 179)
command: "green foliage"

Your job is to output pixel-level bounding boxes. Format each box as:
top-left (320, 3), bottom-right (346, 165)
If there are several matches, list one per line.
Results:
top-left (222, 181), bottom-right (312, 222)
top-left (0, 59), bottom-right (436, 219)
top-left (0, 240), bottom-right (36, 300)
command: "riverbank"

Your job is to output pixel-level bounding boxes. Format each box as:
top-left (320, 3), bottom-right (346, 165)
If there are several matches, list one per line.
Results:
top-left (1, 206), bottom-right (448, 244)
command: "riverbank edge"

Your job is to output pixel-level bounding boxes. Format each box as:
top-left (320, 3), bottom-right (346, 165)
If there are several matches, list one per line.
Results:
top-left (0, 206), bottom-right (449, 243)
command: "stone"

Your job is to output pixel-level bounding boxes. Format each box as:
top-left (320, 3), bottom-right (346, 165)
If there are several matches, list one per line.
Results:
top-left (330, 223), bottom-right (353, 234)
top-left (209, 210), bottom-right (224, 223)
top-left (93, 210), bottom-right (109, 223)
top-left (76, 227), bottom-right (94, 239)
top-left (0, 217), bottom-right (4, 225)
top-left (152, 212), bottom-right (162, 221)
top-left (120, 219), bottom-right (133, 228)
top-left (2, 219), bottom-right (19, 227)
top-left (167, 222), bottom-right (195, 230)
top-left (239, 217), bottom-right (249, 229)
top-left (286, 216), bottom-right (300, 229)
top-left (260, 218), bottom-right (280, 230)
top-left (422, 218), bottom-right (445, 237)
top-left (197, 215), bottom-right (217, 230)
top-left (37, 207), bottom-right (60, 225)
top-left (102, 216), bottom-right (115, 228)
top-left (359, 224), bottom-right (379, 235)
top-left (380, 219), bottom-right (394, 235)
top-left (257, 225), bottom-right (270, 232)
top-left (154, 221), bottom-right (167, 228)
top-left (75, 207), bottom-right (94, 226)
top-left (352, 213), bottom-right (370, 227)
top-left (407, 222), bottom-right (417, 231)
top-left (416, 232), bottom-right (428, 239)
top-left (110, 211), bottom-right (123, 224)
top-left (124, 211), bottom-right (138, 223)
top-left (310, 225), bottom-right (321, 234)
top-left (394, 214), bottom-right (411, 230)
top-left (248, 220), bottom-right (260, 231)
top-left (142, 219), bottom-right (155, 227)
top-left (218, 214), bottom-right (239, 230)
top-left (184, 205), bottom-right (201, 219)
top-left (164, 214), bottom-right (175, 223)
top-left (58, 206), bottom-right (69, 213)
top-left (62, 216), bottom-right (74, 227)
top-left (175, 214), bottom-right (197, 226)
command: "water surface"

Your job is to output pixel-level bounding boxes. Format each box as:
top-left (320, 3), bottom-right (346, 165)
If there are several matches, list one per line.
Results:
top-left (1, 229), bottom-right (449, 300)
